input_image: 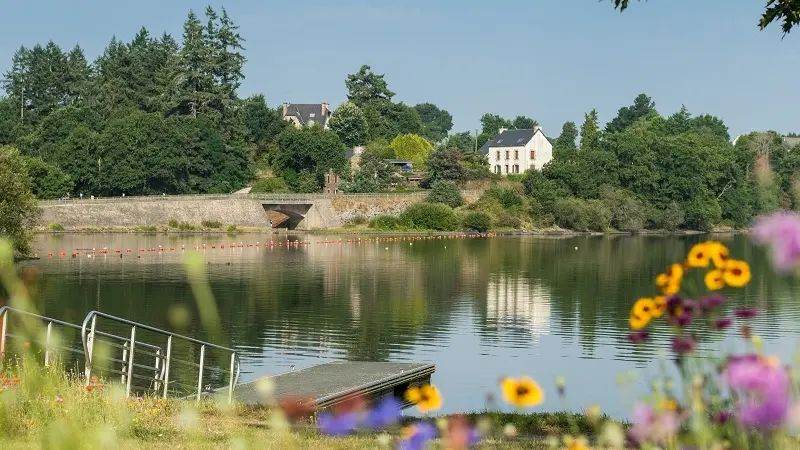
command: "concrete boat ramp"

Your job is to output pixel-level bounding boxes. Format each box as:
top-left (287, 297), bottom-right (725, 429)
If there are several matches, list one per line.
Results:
top-left (235, 361), bottom-right (436, 409)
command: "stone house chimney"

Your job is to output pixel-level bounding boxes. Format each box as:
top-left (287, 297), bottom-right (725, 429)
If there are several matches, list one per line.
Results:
top-left (533, 125), bottom-right (542, 133)
top-left (498, 127), bottom-right (507, 135)
top-left (321, 102), bottom-right (330, 117)
top-left (282, 103), bottom-right (289, 117)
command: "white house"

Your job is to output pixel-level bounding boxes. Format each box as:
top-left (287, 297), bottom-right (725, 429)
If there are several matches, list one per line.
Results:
top-left (281, 103), bottom-right (332, 129)
top-left (480, 126), bottom-right (553, 175)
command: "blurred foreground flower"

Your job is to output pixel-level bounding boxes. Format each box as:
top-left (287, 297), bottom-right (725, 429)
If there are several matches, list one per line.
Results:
top-left (500, 377), bottom-right (543, 408)
top-left (630, 403), bottom-right (680, 445)
top-left (752, 211), bottom-right (800, 273)
top-left (399, 422), bottom-right (437, 450)
top-left (724, 354), bottom-right (792, 429)
top-left (405, 385), bottom-right (443, 414)
top-left (444, 416), bottom-right (481, 449)
top-left (317, 411), bottom-right (359, 436)
top-left (365, 396), bottom-right (401, 429)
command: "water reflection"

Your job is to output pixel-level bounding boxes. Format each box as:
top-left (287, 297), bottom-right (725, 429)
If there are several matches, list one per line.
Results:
top-left (20, 233), bottom-right (800, 418)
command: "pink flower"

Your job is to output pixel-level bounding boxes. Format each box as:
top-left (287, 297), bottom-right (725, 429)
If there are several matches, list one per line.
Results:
top-left (752, 212), bottom-right (800, 273)
top-left (724, 354), bottom-right (791, 429)
top-left (630, 403), bottom-right (680, 445)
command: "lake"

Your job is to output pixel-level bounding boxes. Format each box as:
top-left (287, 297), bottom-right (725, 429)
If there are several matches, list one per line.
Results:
top-left (18, 233), bottom-right (800, 419)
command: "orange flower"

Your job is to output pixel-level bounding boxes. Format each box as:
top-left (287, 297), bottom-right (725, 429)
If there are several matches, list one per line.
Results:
top-left (704, 270), bottom-right (725, 291)
top-left (651, 296), bottom-right (666, 318)
top-left (687, 242), bottom-right (711, 268)
top-left (632, 298), bottom-right (656, 318)
top-left (85, 385), bottom-right (94, 392)
top-left (405, 384), bottom-right (443, 414)
top-left (501, 377), bottom-right (544, 408)
top-left (723, 260), bottom-right (751, 287)
top-left (90, 376), bottom-right (99, 384)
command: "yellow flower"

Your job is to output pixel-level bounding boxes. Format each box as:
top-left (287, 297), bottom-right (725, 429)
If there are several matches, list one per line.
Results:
top-left (704, 269), bottom-right (725, 291)
top-left (656, 263), bottom-right (684, 294)
top-left (687, 242), bottom-right (712, 268)
top-left (565, 435), bottom-right (591, 450)
top-left (405, 384), bottom-right (443, 414)
top-left (629, 312), bottom-right (649, 330)
top-left (501, 377), bottom-right (544, 408)
top-left (708, 241), bottom-right (729, 268)
top-left (632, 298), bottom-right (656, 318)
top-left (651, 296), bottom-right (666, 318)
top-left (659, 399), bottom-right (678, 411)
top-left (723, 260), bottom-right (751, 287)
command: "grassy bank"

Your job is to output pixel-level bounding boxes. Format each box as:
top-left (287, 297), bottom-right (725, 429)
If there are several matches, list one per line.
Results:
top-left (0, 362), bottom-right (606, 449)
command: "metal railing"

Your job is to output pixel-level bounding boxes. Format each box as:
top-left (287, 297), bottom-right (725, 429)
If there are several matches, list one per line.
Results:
top-left (81, 311), bottom-right (240, 403)
top-left (38, 190), bottom-right (486, 206)
top-left (0, 307), bottom-right (240, 404)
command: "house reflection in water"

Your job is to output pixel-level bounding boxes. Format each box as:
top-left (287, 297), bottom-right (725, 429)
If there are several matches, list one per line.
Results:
top-left (484, 273), bottom-right (551, 345)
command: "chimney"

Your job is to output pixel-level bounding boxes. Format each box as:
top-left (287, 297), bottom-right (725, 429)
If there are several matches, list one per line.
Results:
top-left (498, 128), bottom-right (507, 135)
top-left (533, 125), bottom-right (542, 133)
top-left (282, 103), bottom-right (289, 117)
top-left (321, 102), bottom-right (329, 117)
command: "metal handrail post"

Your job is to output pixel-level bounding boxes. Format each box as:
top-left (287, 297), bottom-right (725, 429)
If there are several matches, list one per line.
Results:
top-left (121, 342), bottom-right (129, 385)
top-left (1, 310), bottom-right (8, 358)
top-left (126, 326), bottom-right (136, 397)
top-left (196, 344), bottom-right (205, 402)
top-left (44, 321), bottom-right (52, 367)
top-left (228, 353), bottom-right (235, 404)
top-left (154, 349), bottom-right (161, 392)
top-left (84, 315), bottom-right (96, 384)
top-left (162, 336), bottom-right (172, 399)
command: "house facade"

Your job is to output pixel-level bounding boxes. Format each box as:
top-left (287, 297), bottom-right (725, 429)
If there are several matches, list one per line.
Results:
top-left (281, 103), bottom-right (332, 129)
top-left (480, 126), bottom-right (553, 175)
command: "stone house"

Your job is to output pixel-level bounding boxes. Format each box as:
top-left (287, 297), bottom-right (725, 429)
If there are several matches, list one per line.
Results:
top-left (480, 126), bottom-right (553, 175)
top-left (281, 103), bottom-right (332, 129)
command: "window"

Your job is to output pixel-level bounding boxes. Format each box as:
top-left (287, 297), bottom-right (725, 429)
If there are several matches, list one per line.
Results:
top-left (496, 151), bottom-right (500, 161)
top-left (530, 150), bottom-right (535, 160)
top-left (513, 164), bottom-right (519, 173)
top-left (514, 150), bottom-right (519, 160)
top-left (505, 150), bottom-right (510, 160)
top-left (497, 139), bottom-right (504, 144)
top-left (494, 165), bottom-right (501, 174)
top-left (505, 165), bottom-right (509, 173)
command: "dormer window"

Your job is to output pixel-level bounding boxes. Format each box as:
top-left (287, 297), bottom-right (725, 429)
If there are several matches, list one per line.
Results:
top-left (309, 113), bottom-right (316, 118)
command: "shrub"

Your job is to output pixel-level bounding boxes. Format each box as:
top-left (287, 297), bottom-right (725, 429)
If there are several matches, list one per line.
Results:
top-left (168, 219), bottom-right (179, 228)
top-left (426, 181), bottom-right (463, 208)
top-left (346, 215), bottom-right (368, 226)
top-left (201, 220), bottom-right (222, 229)
top-left (553, 198), bottom-right (588, 231)
top-left (250, 177), bottom-right (289, 194)
top-left (227, 224), bottom-right (237, 233)
top-left (369, 215), bottom-right (399, 230)
top-left (178, 221), bottom-right (196, 231)
top-left (399, 203), bottom-right (458, 231)
top-left (485, 186), bottom-right (524, 210)
top-left (584, 199), bottom-right (611, 231)
top-left (48, 223), bottom-right (65, 232)
top-left (135, 225), bottom-right (157, 232)
top-left (601, 189), bottom-right (647, 231)
top-left (462, 211), bottom-right (492, 232)
top-left (495, 212), bottom-right (522, 229)
top-left (661, 201), bottom-right (686, 231)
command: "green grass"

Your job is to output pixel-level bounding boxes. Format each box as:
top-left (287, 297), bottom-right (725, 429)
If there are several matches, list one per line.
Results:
top-left (47, 223), bottom-right (65, 232)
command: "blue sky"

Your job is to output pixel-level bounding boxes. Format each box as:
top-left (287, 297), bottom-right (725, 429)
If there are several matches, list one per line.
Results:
top-left (1, 0), bottom-right (797, 139)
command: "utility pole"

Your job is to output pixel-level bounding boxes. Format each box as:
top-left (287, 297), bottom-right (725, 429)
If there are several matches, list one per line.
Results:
top-left (20, 85), bottom-right (24, 122)
top-left (474, 129), bottom-right (478, 152)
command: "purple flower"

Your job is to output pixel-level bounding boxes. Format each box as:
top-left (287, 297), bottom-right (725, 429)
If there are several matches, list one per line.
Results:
top-left (365, 396), bottom-right (401, 429)
top-left (399, 422), bottom-right (438, 450)
top-left (711, 411), bottom-right (732, 424)
top-left (712, 317), bottom-right (732, 330)
top-left (701, 294), bottom-right (726, 312)
top-left (318, 411), bottom-right (359, 436)
top-left (630, 403), bottom-right (680, 445)
top-left (628, 331), bottom-right (649, 344)
top-left (666, 295), bottom-right (682, 309)
top-left (682, 299), bottom-right (699, 315)
top-left (671, 335), bottom-right (697, 354)
top-left (752, 212), bottom-right (800, 272)
top-left (735, 308), bottom-right (758, 319)
top-left (676, 312), bottom-right (693, 327)
top-left (724, 355), bottom-right (791, 429)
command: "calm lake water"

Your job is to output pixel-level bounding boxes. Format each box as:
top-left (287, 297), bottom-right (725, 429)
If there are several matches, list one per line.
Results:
top-left (19, 233), bottom-right (800, 419)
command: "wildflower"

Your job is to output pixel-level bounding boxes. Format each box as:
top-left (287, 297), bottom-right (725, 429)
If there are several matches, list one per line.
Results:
top-left (687, 242), bottom-right (712, 268)
top-left (630, 403), bottom-right (680, 445)
top-left (399, 422), bottom-right (438, 450)
top-left (712, 317), bottom-right (732, 330)
top-left (565, 435), bottom-right (590, 450)
top-left (723, 259), bottom-right (751, 287)
top-left (24, 341), bottom-right (31, 348)
top-left (277, 396), bottom-right (317, 422)
top-left (632, 298), bottom-right (656, 318)
top-left (500, 377), bottom-right (543, 408)
top-left (751, 211), bottom-right (800, 273)
top-left (445, 416), bottom-right (481, 450)
top-left (55, 395), bottom-right (63, 403)
top-left (317, 411), bottom-right (359, 436)
top-left (628, 331), bottom-right (649, 344)
top-left (681, 299), bottom-right (699, 315)
top-left (711, 411), bottom-right (731, 424)
top-left (405, 385), bottom-right (443, 414)
top-left (724, 354), bottom-right (791, 429)
top-left (671, 335), bottom-right (697, 354)
top-left (656, 264), bottom-right (684, 295)
top-left (704, 270), bottom-right (725, 291)
top-left (364, 396), bottom-right (401, 429)
top-left (652, 296), bottom-right (666, 318)
top-left (741, 324), bottom-right (753, 339)
top-left (700, 294), bottom-right (726, 312)
top-left (676, 312), bottom-right (693, 327)
top-left (708, 241), bottom-right (730, 268)
top-left (629, 312), bottom-right (649, 330)
top-left (85, 385), bottom-right (94, 392)
top-left (90, 376), bottom-right (98, 384)
top-left (735, 307), bottom-right (758, 319)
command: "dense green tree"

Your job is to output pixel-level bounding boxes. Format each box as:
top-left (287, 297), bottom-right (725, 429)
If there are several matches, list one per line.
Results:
top-left (608, 0), bottom-right (800, 34)
top-left (365, 139), bottom-right (395, 159)
top-left (242, 94), bottom-right (286, 149)
top-left (553, 121), bottom-right (578, 159)
top-left (427, 181), bottom-right (463, 208)
top-left (0, 146), bottom-right (40, 256)
top-left (343, 151), bottom-right (396, 193)
top-left (391, 134), bottom-right (433, 169)
top-left (477, 113), bottom-right (512, 148)
top-left (274, 125), bottom-right (347, 188)
top-left (605, 94), bottom-right (657, 134)
top-left (176, 11), bottom-right (215, 118)
top-left (23, 157), bottom-right (74, 199)
top-left (579, 109), bottom-right (600, 151)
top-left (424, 147), bottom-right (467, 187)
top-left (329, 101), bottom-right (369, 147)
top-left (511, 116), bottom-right (538, 130)
top-left (445, 132), bottom-right (477, 152)
top-left (345, 65), bottom-right (395, 106)
top-left (414, 103), bottom-right (453, 142)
